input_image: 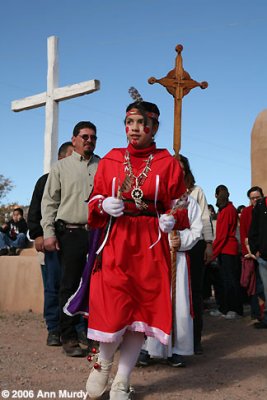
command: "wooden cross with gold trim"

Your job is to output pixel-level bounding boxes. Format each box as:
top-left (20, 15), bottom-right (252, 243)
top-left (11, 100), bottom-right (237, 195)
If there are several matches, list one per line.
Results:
top-left (148, 44), bottom-right (208, 156)
top-left (148, 44), bottom-right (208, 345)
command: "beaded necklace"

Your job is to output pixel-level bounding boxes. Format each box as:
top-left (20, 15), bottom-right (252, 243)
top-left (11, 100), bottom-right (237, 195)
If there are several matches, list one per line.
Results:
top-left (124, 150), bottom-right (154, 210)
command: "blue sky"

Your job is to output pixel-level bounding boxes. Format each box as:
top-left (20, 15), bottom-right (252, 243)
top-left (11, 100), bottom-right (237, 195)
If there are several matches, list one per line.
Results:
top-left (1, 0), bottom-right (267, 209)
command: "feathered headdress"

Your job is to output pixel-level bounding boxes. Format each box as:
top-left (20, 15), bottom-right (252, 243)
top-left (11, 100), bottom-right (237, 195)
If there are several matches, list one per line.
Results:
top-left (127, 87), bottom-right (159, 121)
top-left (128, 87), bottom-right (143, 103)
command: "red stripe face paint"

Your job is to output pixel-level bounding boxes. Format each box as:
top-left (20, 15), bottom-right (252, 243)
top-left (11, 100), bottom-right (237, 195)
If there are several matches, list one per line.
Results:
top-left (126, 126), bottom-right (129, 133)
top-left (144, 126), bottom-right (150, 134)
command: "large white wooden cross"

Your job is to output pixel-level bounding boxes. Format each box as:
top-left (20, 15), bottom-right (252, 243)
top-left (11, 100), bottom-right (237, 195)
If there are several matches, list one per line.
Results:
top-left (11, 36), bottom-right (100, 173)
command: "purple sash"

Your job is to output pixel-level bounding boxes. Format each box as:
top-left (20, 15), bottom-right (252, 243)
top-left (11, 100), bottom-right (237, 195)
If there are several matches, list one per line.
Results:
top-left (63, 228), bottom-right (102, 316)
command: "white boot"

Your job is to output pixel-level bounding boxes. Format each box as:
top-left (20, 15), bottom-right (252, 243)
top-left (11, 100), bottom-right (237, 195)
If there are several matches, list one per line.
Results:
top-left (109, 374), bottom-right (132, 400)
top-left (86, 358), bottom-right (113, 399)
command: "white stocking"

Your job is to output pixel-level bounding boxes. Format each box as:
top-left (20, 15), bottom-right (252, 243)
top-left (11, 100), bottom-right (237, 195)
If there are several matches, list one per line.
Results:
top-left (116, 331), bottom-right (145, 379)
top-left (98, 340), bottom-right (121, 362)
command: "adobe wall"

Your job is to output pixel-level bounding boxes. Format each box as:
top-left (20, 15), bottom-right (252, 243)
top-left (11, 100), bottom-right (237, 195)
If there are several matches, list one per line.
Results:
top-left (251, 109), bottom-right (267, 194)
top-left (0, 248), bottom-right (43, 313)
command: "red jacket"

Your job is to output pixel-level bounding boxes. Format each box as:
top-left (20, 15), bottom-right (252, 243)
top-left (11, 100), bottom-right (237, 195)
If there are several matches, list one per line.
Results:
top-left (239, 205), bottom-right (253, 256)
top-left (212, 202), bottom-right (238, 259)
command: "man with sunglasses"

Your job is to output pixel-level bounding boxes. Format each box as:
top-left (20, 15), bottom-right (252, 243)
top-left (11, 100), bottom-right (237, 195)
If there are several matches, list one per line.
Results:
top-left (41, 121), bottom-right (100, 356)
top-left (28, 141), bottom-right (74, 348)
top-left (240, 186), bottom-right (264, 322)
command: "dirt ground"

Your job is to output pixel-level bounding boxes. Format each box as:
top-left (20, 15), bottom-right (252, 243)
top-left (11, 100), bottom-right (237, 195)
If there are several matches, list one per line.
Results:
top-left (0, 307), bottom-right (267, 400)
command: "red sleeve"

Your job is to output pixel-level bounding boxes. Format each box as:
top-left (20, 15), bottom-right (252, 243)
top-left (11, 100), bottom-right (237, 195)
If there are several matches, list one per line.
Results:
top-left (173, 208), bottom-right (190, 230)
top-left (88, 197), bottom-right (109, 228)
top-left (168, 157), bottom-right (186, 201)
top-left (159, 157), bottom-right (187, 230)
top-left (88, 160), bottom-right (110, 228)
top-left (160, 156), bottom-right (186, 211)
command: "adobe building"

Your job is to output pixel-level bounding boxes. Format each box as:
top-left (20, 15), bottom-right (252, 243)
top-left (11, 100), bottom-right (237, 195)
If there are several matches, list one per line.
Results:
top-left (251, 109), bottom-right (267, 194)
top-left (0, 248), bottom-right (43, 313)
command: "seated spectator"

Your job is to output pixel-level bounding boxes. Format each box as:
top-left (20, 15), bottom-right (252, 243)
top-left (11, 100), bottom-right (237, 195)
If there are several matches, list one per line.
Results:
top-left (0, 207), bottom-right (28, 255)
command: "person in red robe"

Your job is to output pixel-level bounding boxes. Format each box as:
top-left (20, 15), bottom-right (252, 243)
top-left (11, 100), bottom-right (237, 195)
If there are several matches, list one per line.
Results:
top-left (85, 98), bottom-right (186, 399)
top-left (212, 185), bottom-right (243, 319)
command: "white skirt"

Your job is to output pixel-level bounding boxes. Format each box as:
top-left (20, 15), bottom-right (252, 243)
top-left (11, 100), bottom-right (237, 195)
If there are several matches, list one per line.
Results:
top-left (143, 251), bottom-right (193, 357)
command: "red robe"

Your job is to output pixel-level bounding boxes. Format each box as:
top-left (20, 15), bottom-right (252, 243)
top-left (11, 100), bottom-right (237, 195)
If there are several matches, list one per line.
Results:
top-left (239, 205), bottom-right (253, 256)
top-left (239, 205), bottom-right (256, 295)
top-left (212, 202), bottom-right (238, 259)
top-left (87, 143), bottom-right (186, 345)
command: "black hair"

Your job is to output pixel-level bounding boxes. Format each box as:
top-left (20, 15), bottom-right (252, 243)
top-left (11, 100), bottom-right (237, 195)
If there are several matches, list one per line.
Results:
top-left (13, 207), bottom-right (23, 217)
top-left (247, 186), bottom-right (264, 198)
top-left (72, 121), bottom-right (97, 137)
top-left (215, 185), bottom-right (229, 209)
top-left (125, 101), bottom-right (160, 127)
top-left (58, 141), bottom-right (73, 158)
top-left (178, 154), bottom-right (196, 190)
top-left (208, 204), bottom-right (216, 214)
top-left (215, 184), bottom-right (229, 197)
top-left (237, 205), bottom-right (246, 214)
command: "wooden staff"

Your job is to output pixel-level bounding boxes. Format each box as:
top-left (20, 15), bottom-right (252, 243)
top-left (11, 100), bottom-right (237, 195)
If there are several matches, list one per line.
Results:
top-left (148, 44), bottom-right (208, 345)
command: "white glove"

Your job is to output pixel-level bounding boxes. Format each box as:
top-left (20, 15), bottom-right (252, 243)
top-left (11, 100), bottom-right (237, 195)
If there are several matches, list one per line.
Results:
top-left (159, 214), bottom-right (176, 233)
top-left (102, 197), bottom-right (124, 217)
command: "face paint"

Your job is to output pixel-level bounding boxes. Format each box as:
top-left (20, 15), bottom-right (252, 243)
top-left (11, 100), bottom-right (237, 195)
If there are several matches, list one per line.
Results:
top-left (144, 126), bottom-right (150, 134)
top-left (125, 126), bottom-right (129, 133)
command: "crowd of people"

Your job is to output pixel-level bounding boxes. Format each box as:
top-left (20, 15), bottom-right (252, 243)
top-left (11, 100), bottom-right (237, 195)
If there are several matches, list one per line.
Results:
top-left (1, 94), bottom-right (266, 400)
top-left (206, 185), bottom-right (266, 330)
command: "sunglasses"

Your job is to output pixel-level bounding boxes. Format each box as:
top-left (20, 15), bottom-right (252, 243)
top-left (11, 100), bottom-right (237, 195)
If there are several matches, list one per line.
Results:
top-left (250, 196), bottom-right (261, 200)
top-left (78, 134), bottom-right (97, 141)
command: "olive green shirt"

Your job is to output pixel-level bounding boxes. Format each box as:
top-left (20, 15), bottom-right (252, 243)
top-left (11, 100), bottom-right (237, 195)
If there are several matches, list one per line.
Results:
top-left (41, 151), bottom-right (100, 239)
